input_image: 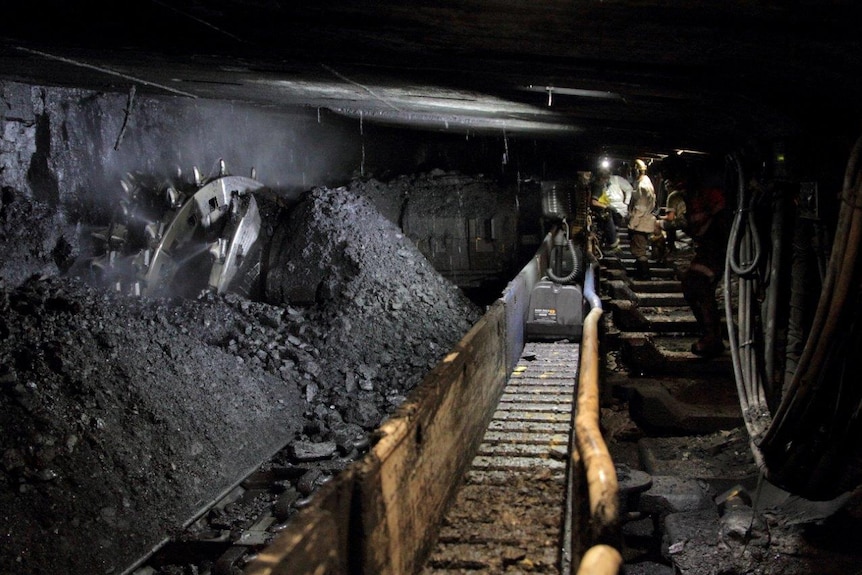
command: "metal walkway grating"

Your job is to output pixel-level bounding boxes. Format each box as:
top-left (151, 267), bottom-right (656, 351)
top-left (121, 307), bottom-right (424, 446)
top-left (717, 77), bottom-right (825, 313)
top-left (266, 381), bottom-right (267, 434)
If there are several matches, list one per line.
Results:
top-left (422, 341), bottom-right (581, 574)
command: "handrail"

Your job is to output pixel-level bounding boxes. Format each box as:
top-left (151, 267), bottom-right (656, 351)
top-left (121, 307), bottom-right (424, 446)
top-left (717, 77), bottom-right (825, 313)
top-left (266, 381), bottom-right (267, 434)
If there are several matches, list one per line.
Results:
top-left (574, 263), bottom-right (620, 546)
top-left (576, 544), bottom-right (623, 575)
top-left (583, 261), bottom-right (602, 310)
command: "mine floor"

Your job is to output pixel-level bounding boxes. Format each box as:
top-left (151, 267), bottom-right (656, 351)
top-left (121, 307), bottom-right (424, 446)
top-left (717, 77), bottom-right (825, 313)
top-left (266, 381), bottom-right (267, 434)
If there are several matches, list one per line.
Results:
top-left (600, 233), bottom-right (862, 575)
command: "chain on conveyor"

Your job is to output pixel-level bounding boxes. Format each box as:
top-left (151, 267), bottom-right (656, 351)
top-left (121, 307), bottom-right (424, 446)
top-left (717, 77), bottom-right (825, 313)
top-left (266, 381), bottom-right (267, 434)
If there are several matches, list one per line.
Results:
top-left (422, 341), bottom-right (581, 574)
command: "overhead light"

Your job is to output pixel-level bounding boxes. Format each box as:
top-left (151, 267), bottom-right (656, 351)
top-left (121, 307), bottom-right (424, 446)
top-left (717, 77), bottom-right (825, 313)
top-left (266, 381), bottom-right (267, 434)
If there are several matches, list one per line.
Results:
top-left (524, 85), bottom-right (623, 100)
top-left (600, 158), bottom-right (611, 169)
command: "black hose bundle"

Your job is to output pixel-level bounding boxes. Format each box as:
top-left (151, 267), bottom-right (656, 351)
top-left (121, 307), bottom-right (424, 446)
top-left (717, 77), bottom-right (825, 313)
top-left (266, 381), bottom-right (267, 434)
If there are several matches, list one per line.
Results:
top-left (761, 136), bottom-right (862, 498)
top-left (729, 137), bottom-right (862, 500)
top-left (725, 154), bottom-right (770, 469)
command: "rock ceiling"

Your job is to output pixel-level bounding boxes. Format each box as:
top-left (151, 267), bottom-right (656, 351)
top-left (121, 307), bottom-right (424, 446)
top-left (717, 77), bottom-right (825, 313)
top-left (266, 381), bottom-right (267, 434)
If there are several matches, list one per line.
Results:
top-left (1, 1), bottom-right (860, 157)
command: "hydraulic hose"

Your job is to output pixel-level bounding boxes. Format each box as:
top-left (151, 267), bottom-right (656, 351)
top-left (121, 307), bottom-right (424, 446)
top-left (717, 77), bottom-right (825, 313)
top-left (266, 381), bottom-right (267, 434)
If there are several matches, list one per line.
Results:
top-left (764, 137), bottom-right (862, 447)
top-left (763, 190), bottom-right (784, 402)
top-left (725, 155), bottom-right (770, 460)
top-left (755, 135), bottom-right (862, 497)
top-left (724, 137), bottom-right (862, 498)
top-left (575, 263), bottom-right (619, 544)
top-left (724, 155), bottom-right (748, 409)
top-left (547, 224), bottom-right (583, 283)
top-left (727, 155), bottom-right (763, 278)
top-left (583, 262), bottom-right (602, 311)
top-left (576, 544), bottom-right (622, 575)
top-left (783, 213), bottom-right (830, 388)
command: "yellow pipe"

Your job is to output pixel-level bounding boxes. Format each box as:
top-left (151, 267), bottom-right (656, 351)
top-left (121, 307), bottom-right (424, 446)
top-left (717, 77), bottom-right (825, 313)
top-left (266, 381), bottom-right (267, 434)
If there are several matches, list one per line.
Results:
top-left (576, 544), bottom-right (623, 575)
top-left (574, 306), bottom-right (619, 538)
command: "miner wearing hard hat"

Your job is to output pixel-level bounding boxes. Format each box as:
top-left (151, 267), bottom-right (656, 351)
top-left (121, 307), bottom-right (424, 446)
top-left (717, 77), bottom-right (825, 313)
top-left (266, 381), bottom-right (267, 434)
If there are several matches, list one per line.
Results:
top-left (627, 159), bottom-right (657, 279)
top-left (591, 169), bottom-right (620, 252)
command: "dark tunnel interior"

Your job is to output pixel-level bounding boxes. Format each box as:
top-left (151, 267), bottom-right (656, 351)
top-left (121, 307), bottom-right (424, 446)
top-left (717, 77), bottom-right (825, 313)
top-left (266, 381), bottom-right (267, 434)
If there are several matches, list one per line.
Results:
top-left (1, 3), bottom-right (862, 575)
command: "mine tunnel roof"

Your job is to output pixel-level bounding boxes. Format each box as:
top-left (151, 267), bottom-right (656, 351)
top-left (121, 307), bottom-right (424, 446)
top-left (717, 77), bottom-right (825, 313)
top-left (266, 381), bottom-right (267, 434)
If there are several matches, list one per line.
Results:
top-left (1, 1), bottom-right (860, 157)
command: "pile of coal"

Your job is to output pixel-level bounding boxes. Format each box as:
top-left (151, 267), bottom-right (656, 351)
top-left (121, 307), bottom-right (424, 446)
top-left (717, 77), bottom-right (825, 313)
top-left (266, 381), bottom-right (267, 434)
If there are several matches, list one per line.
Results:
top-left (0, 181), bottom-right (482, 574)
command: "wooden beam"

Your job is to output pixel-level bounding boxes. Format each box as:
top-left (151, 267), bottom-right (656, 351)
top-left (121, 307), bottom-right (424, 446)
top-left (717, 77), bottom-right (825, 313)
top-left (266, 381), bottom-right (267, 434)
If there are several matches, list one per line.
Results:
top-left (244, 302), bottom-right (510, 575)
top-left (356, 301), bottom-right (509, 574)
top-left (244, 468), bottom-right (355, 575)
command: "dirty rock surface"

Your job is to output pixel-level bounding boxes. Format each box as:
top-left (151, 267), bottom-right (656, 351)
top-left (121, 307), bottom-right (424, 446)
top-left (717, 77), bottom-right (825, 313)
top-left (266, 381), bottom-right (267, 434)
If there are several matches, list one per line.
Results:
top-left (0, 179), bottom-right (482, 574)
top-left (0, 186), bottom-right (78, 286)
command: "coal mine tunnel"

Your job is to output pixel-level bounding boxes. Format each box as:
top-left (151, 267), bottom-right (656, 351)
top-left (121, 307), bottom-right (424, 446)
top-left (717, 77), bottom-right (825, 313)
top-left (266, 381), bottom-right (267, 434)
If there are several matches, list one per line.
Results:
top-left (2, 3), bottom-right (862, 575)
